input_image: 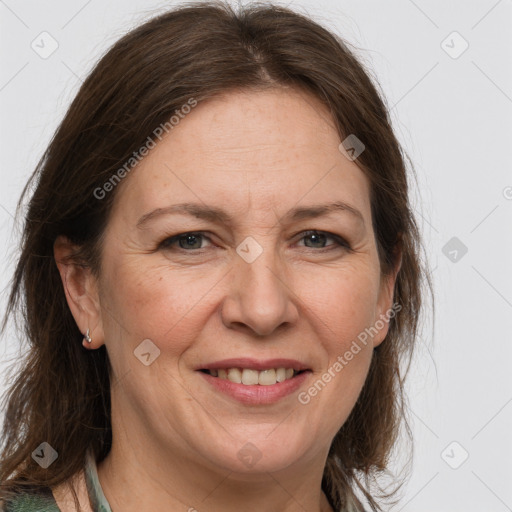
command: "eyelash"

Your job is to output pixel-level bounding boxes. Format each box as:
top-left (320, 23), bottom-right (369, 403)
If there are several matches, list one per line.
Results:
top-left (157, 230), bottom-right (351, 253)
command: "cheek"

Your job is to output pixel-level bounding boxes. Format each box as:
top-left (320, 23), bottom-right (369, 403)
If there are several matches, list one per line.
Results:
top-left (100, 259), bottom-right (217, 352)
top-left (302, 272), bottom-right (379, 422)
top-left (302, 259), bottom-right (380, 341)
top-left (304, 262), bottom-right (380, 382)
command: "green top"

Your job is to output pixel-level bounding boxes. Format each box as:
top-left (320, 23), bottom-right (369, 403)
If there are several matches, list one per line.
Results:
top-left (3, 449), bottom-right (112, 512)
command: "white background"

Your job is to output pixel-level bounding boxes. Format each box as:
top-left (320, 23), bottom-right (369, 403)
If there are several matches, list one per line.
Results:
top-left (1, 1), bottom-right (511, 511)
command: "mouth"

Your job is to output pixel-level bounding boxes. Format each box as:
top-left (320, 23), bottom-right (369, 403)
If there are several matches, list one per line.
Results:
top-left (198, 367), bottom-right (307, 386)
top-left (195, 359), bottom-right (312, 404)
top-left (195, 358), bottom-right (312, 404)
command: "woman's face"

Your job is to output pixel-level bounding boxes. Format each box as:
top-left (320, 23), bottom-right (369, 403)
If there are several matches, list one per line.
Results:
top-left (80, 87), bottom-right (398, 475)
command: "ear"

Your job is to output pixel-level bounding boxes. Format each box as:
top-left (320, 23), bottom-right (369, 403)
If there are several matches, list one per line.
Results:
top-left (53, 235), bottom-right (105, 350)
top-left (372, 243), bottom-right (403, 348)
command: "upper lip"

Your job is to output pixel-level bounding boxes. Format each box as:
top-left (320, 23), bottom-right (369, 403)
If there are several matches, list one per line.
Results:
top-left (196, 358), bottom-right (311, 372)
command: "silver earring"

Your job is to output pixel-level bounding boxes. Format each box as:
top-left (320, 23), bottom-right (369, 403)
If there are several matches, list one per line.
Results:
top-left (84, 328), bottom-right (92, 344)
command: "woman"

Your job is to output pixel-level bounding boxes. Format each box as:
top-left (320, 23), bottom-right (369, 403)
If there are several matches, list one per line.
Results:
top-left (0, 1), bottom-right (432, 511)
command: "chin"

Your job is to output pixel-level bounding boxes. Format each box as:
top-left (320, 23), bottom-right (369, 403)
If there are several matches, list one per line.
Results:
top-left (203, 431), bottom-right (314, 476)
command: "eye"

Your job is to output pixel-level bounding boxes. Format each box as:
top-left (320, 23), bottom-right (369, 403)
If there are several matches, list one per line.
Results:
top-left (157, 230), bottom-right (351, 253)
top-left (158, 232), bottom-right (213, 251)
top-left (295, 230), bottom-right (351, 251)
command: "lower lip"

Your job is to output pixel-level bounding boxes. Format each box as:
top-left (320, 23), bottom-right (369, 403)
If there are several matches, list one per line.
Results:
top-left (198, 370), bottom-right (311, 405)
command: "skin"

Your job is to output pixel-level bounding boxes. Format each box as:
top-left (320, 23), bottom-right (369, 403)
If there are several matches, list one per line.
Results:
top-left (54, 86), bottom-right (401, 512)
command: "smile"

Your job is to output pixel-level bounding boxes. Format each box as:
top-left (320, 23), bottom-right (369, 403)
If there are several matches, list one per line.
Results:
top-left (197, 368), bottom-right (311, 405)
top-left (199, 367), bottom-right (303, 385)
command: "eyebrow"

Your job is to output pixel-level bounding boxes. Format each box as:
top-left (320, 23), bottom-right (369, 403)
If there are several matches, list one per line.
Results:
top-left (136, 201), bottom-right (365, 229)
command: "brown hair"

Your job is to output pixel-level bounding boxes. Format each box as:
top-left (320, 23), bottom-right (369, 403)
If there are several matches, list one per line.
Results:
top-left (0, 2), bottom-right (433, 510)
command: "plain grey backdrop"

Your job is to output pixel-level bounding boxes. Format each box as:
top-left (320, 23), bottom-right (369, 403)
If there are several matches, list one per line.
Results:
top-left (1, 0), bottom-right (511, 511)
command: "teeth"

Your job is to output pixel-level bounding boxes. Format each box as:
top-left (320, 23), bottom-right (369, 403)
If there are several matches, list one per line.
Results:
top-left (227, 368), bottom-right (242, 383)
top-left (258, 369), bottom-right (276, 386)
top-left (242, 369), bottom-right (259, 385)
top-left (276, 368), bottom-right (286, 382)
top-left (208, 367), bottom-right (300, 385)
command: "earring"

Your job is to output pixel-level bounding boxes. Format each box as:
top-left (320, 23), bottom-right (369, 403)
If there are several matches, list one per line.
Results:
top-left (84, 328), bottom-right (92, 344)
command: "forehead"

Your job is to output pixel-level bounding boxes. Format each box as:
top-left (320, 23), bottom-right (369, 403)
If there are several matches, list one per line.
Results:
top-left (111, 87), bottom-right (371, 224)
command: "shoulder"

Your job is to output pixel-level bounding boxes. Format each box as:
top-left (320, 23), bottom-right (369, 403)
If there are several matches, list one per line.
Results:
top-left (2, 486), bottom-right (60, 512)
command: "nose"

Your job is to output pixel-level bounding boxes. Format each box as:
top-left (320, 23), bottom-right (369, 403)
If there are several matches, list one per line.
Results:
top-left (220, 246), bottom-right (299, 337)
